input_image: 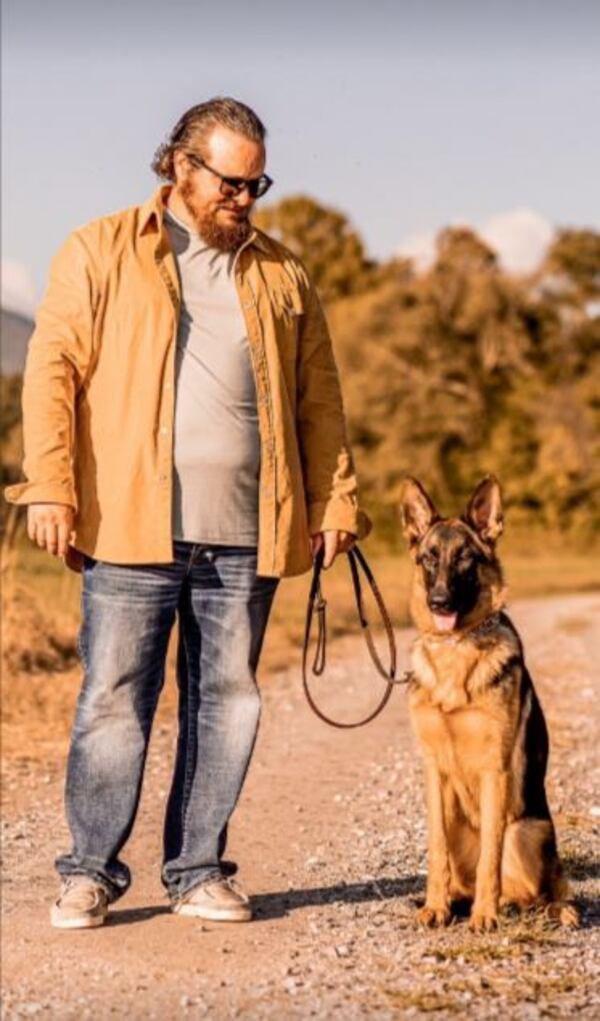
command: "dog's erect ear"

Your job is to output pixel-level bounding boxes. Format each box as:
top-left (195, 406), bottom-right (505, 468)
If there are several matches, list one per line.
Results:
top-left (399, 478), bottom-right (439, 548)
top-left (465, 475), bottom-right (503, 543)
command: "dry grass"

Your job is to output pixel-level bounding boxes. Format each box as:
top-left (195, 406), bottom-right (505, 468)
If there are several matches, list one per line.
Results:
top-left (3, 530), bottom-right (600, 681)
top-left (2, 531), bottom-right (599, 768)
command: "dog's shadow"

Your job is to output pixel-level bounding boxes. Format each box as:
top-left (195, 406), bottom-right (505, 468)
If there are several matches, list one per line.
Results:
top-left (251, 874), bottom-right (424, 921)
top-left (565, 856), bottom-right (600, 881)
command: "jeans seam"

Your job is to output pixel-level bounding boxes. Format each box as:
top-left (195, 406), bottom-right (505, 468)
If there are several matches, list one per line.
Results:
top-left (184, 544), bottom-right (197, 574)
top-left (178, 622), bottom-right (197, 860)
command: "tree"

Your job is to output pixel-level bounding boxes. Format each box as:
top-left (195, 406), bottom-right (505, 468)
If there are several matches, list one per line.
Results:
top-left (545, 229), bottom-right (600, 298)
top-left (328, 223), bottom-right (600, 542)
top-left (253, 195), bottom-right (374, 302)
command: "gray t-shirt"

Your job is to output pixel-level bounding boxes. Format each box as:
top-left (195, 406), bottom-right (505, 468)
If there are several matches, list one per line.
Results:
top-left (164, 208), bottom-right (260, 546)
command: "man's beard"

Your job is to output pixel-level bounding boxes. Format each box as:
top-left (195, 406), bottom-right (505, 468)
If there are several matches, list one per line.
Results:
top-left (179, 177), bottom-right (252, 252)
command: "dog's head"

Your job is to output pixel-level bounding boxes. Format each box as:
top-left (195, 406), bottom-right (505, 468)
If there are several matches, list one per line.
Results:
top-left (399, 475), bottom-right (506, 634)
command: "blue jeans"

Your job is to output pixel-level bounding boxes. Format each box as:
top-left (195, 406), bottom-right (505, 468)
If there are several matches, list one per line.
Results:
top-left (55, 541), bottom-right (279, 902)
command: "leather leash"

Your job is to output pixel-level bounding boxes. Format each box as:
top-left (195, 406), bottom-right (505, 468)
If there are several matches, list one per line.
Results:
top-left (302, 544), bottom-right (413, 729)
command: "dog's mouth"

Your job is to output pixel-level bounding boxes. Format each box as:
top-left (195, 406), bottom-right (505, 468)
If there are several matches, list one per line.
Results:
top-left (431, 611), bottom-right (459, 632)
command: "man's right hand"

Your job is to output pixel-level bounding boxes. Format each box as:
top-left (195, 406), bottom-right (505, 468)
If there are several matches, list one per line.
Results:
top-left (27, 503), bottom-right (75, 558)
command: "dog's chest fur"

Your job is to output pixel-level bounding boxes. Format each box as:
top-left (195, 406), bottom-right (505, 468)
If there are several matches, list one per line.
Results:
top-left (408, 621), bottom-right (523, 823)
top-left (410, 621), bottom-right (519, 710)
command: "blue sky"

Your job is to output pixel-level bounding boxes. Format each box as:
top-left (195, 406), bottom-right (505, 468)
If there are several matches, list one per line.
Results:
top-left (2, 0), bottom-right (600, 310)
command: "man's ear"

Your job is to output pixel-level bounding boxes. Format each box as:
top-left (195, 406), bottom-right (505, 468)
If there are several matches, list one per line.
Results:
top-left (399, 478), bottom-right (439, 548)
top-left (465, 475), bottom-right (503, 543)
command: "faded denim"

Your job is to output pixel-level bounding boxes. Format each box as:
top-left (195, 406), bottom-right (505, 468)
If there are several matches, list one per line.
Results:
top-left (55, 540), bottom-right (278, 902)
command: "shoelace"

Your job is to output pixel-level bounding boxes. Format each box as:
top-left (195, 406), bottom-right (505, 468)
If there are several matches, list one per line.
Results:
top-left (59, 877), bottom-right (105, 909)
top-left (205, 876), bottom-right (249, 902)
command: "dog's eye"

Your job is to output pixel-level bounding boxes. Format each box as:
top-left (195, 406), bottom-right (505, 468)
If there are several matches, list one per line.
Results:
top-left (419, 551), bottom-right (438, 570)
top-left (456, 552), bottom-right (475, 571)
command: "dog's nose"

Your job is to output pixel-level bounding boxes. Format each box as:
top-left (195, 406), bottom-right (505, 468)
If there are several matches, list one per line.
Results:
top-left (429, 592), bottom-right (451, 611)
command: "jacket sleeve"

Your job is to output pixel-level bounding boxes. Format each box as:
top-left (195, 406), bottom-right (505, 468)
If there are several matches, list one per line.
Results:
top-left (296, 278), bottom-right (372, 539)
top-left (3, 230), bottom-right (97, 512)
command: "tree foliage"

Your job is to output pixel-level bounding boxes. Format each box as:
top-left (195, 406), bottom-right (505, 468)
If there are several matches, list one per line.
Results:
top-left (253, 195), bottom-right (375, 301)
top-left (545, 229), bottom-right (600, 298)
top-left (326, 225), bottom-right (600, 543)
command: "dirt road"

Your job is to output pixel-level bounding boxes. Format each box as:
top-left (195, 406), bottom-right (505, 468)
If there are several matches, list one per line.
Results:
top-left (2, 593), bottom-right (599, 1019)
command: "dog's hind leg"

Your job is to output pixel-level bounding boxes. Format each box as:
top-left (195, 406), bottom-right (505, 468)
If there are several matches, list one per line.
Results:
top-left (500, 819), bottom-right (580, 928)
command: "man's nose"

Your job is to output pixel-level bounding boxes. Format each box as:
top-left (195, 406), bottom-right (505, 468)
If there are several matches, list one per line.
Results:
top-left (234, 187), bottom-right (254, 209)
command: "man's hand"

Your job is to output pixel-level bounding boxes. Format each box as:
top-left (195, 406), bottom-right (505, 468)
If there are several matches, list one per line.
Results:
top-left (309, 529), bottom-right (355, 569)
top-left (27, 503), bottom-right (75, 558)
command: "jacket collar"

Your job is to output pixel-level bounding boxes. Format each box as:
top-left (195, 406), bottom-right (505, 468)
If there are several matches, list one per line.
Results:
top-left (137, 184), bottom-right (270, 254)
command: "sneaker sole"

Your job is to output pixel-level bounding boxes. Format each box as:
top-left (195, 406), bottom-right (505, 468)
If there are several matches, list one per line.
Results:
top-left (50, 911), bottom-right (107, 930)
top-left (172, 902), bottom-right (252, 922)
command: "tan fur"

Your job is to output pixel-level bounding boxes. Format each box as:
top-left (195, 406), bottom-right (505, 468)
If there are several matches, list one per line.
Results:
top-left (400, 478), bottom-right (579, 931)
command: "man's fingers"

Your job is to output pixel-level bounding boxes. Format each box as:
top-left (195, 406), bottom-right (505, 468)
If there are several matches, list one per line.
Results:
top-left (311, 530), bottom-right (358, 568)
top-left (44, 521), bottom-right (59, 554)
top-left (27, 505), bottom-right (74, 557)
top-left (323, 531), bottom-right (338, 569)
top-left (57, 520), bottom-right (71, 557)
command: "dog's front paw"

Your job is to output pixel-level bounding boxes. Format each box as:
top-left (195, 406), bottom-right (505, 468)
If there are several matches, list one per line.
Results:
top-left (417, 904), bottom-right (451, 928)
top-left (469, 908), bottom-right (499, 933)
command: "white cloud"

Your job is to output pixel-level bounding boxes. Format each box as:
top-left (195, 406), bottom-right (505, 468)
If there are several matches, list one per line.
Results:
top-left (480, 208), bottom-right (554, 274)
top-left (1, 260), bottom-right (37, 318)
top-left (396, 208), bottom-right (555, 275)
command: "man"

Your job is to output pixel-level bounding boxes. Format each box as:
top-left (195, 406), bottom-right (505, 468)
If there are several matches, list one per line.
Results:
top-left (4, 97), bottom-right (371, 929)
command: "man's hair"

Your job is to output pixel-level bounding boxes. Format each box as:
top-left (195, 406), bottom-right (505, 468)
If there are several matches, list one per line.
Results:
top-left (151, 97), bottom-right (267, 181)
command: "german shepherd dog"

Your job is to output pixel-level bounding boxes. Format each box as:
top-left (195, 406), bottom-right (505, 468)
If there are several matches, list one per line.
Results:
top-left (400, 475), bottom-right (579, 932)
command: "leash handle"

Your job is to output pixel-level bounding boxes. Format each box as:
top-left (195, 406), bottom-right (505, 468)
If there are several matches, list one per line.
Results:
top-left (302, 544), bottom-right (405, 729)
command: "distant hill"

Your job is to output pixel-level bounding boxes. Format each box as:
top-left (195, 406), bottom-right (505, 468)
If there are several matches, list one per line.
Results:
top-left (1, 308), bottom-right (33, 375)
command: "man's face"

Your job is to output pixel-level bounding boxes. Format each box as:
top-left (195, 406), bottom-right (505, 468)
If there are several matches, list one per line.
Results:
top-left (173, 126), bottom-right (266, 251)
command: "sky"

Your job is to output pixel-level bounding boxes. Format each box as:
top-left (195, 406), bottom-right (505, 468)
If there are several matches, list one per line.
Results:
top-left (2, 0), bottom-right (600, 315)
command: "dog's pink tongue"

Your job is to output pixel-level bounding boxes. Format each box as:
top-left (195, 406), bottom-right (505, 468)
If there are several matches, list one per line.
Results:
top-left (433, 612), bottom-right (458, 632)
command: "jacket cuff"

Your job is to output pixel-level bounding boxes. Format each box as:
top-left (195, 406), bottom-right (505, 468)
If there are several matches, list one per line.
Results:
top-left (3, 481), bottom-right (77, 510)
top-left (307, 498), bottom-right (372, 540)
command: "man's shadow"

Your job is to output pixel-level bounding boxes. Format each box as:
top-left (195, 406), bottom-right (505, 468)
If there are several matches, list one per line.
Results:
top-left (251, 874), bottom-right (424, 921)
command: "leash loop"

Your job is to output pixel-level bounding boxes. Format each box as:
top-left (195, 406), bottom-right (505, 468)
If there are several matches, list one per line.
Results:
top-left (302, 544), bottom-right (412, 729)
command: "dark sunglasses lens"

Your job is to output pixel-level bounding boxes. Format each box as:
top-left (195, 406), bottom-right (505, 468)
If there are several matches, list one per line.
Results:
top-left (240, 179), bottom-right (264, 199)
top-left (221, 179), bottom-right (239, 197)
top-left (221, 176), bottom-right (272, 198)
top-left (255, 177), bottom-right (272, 198)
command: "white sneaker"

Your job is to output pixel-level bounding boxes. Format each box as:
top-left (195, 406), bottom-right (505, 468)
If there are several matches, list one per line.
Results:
top-left (50, 876), bottom-right (109, 929)
top-left (173, 877), bottom-right (252, 922)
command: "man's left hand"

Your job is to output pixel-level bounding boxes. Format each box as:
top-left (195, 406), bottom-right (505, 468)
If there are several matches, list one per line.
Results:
top-left (309, 529), bottom-right (356, 569)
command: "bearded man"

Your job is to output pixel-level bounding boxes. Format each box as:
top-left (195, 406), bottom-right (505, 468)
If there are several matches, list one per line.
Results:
top-left (4, 97), bottom-right (371, 929)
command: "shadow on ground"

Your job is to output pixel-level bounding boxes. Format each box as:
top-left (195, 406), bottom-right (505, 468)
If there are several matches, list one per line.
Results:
top-left (251, 874), bottom-right (424, 920)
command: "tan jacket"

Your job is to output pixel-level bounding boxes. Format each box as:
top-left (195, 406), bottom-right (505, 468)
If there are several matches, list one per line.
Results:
top-left (4, 185), bottom-right (371, 577)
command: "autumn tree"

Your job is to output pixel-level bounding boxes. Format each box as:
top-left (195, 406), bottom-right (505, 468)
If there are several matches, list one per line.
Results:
top-left (328, 225), bottom-right (600, 542)
top-left (253, 195), bottom-right (374, 301)
top-left (545, 229), bottom-right (600, 298)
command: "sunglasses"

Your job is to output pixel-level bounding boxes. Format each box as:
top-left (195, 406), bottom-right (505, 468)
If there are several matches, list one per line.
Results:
top-left (185, 152), bottom-right (273, 200)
